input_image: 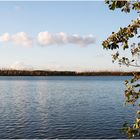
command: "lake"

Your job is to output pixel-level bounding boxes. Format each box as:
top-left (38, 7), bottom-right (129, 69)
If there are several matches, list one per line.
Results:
top-left (0, 76), bottom-right (137, 138)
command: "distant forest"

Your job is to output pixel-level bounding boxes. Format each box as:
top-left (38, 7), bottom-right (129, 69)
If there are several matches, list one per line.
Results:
top-left (0, 69), bottom-right (136, 76)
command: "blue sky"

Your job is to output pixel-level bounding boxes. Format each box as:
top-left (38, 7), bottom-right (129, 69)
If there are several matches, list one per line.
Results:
top-left (0, 1), bottom-right (138, 71)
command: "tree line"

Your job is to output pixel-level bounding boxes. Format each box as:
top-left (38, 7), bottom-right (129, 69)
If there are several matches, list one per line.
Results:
top-left (0, 69), bottom-right (134, 76)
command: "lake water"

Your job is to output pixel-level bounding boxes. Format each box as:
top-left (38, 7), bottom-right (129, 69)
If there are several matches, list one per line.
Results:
top-left (0, 76), bottom-right (137, 138)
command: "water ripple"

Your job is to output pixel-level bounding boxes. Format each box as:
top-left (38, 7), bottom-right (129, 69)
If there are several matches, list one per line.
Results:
top-left (0, 76), bottom-right (136, 138)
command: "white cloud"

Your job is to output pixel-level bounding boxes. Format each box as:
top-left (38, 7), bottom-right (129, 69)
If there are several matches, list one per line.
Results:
top-left (37, 32), bottom-right (54, 46)
top-left (0, 32), bottom-right (33, 47)
top-left (10, 61), bottom-right (34, 70)
top-left (12, 32), bottom-right (33, 46)
top-left (0, 31), bottom-right (96, 47)
top-left (0, 33), bottom-right (10, 42)
top-left (37, 31), bottom-right (96, 47)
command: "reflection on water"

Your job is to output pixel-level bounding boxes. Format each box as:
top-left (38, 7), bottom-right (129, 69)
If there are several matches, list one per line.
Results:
top-left (0, 76), bottom-right (137, 138)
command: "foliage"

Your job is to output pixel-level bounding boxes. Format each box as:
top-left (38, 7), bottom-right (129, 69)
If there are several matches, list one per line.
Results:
top-left (103, 0), bottom-right (140, 138)
top-left (0, 70), bottom-right (76, 76)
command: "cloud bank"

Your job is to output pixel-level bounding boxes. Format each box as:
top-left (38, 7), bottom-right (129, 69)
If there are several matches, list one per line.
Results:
top-left (37, 32), bottom-right (96, 47)
top-left (0, 32), bottom-right (96, 47)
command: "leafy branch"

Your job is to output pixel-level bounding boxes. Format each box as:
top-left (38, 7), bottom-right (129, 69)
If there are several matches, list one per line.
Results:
top-left (103, 0), bottom-right (140, 138)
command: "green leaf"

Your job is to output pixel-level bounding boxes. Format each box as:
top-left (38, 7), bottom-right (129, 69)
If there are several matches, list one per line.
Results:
top-left (131, 78), bottom-right (135, 83)
top-left (133, 84), bottom-right (140, 88)
top-left (116, 1), bottom-right (126, 8)
top-left (109, 1), bottom-right (116, 10)
top-left (124, 80), bottom-right (129, 84)
top-left (105, 0), bottom-right (109, 4)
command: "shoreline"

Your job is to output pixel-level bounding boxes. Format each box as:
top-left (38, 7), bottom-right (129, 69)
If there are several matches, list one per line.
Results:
top-left (0, 70), bottom-right (137, 76)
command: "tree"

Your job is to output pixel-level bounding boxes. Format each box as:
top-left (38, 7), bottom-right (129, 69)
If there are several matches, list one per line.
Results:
top-left (102, 0), bottom-right (140, 138)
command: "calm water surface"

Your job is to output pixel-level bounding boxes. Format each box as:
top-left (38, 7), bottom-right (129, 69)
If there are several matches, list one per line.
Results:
top-left (0, 76), bottom-right (137, 138)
